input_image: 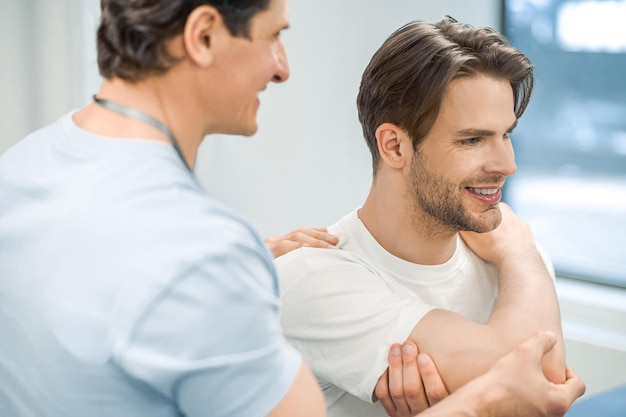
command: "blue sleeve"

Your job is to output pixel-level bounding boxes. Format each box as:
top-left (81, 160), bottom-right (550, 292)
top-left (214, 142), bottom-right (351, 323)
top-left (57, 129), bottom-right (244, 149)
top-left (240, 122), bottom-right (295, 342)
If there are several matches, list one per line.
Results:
top-left (116, 243), bottom-right (301, 417)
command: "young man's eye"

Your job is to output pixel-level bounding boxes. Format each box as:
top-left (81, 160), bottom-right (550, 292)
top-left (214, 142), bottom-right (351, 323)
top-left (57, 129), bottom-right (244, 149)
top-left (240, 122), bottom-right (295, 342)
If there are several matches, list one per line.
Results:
top-left (460, 137), bottom-right (480, 145)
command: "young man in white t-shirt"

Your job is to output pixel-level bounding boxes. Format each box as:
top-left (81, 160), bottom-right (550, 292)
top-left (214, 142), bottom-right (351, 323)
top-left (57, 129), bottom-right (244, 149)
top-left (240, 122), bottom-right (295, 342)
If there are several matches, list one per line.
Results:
top-left (275, 16), bottom-right (581, 417)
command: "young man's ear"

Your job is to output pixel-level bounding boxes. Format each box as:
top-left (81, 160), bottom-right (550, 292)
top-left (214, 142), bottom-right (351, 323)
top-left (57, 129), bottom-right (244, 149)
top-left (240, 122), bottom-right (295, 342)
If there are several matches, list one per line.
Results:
top-left (375, 123), bottom-right (412, 170)
top-left (182, 5), bottom-right (223, 67)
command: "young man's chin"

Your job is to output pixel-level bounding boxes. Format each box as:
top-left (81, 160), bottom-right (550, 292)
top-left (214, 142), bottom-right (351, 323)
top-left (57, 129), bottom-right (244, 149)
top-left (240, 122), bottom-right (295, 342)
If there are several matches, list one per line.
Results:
top-left (476, 209), bottom-right (503, 233)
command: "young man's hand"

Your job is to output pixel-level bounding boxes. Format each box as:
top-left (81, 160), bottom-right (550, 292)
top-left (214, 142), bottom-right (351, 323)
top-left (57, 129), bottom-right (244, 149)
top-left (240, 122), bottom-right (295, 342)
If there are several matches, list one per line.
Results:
top-left (460, 202), bottom-right (537, 266)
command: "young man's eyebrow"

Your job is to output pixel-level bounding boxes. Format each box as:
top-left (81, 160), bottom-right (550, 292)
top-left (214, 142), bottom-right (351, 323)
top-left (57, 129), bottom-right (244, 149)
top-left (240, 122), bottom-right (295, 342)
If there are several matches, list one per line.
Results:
top-left (453, 120), bottom-right (518, 137)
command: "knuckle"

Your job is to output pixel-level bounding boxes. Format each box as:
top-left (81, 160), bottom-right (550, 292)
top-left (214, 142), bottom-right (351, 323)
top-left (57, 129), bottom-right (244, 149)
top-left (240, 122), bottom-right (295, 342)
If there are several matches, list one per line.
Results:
top-left (548, 401), bottom-right (570, 416)
top-left (374, 384), bottom-right (387, 400)
top-left (389, 387), bottom-right (404, 400)
top-left (403, 386), bottom-right (421, 401)
top-left (272, 242), bottom-right (286, 251)
top-left (429, 387), bottom-right (448, 402)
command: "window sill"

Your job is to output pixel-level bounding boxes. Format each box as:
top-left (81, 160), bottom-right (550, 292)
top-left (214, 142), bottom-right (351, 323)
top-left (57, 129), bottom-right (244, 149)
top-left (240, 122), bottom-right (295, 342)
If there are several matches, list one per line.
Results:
top-left (556, 276), bottom-right (626, 351)
top-left (555, 276), bottom-right (626, 397)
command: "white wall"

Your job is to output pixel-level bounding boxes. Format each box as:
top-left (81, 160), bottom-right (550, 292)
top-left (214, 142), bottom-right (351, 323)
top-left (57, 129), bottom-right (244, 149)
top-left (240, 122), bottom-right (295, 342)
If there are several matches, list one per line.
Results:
top-left (0, 0), bottom-right (100, 151)
top-left (195, 0), bottom-right (501, 237)
top-left (3, 0), bottom-right (625, 401)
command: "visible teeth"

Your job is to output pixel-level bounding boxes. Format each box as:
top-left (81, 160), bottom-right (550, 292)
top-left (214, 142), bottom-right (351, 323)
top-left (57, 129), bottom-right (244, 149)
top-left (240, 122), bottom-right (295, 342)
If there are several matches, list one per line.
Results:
top-left (469, 188), bottom-right (498, 195)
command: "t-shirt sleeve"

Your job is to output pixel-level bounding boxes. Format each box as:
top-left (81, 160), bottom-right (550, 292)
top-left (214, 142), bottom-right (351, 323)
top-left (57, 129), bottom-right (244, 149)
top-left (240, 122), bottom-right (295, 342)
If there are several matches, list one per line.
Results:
top-left (115, 245), bottom-right (301, 417)
top-left (277, 249), bottom-right (434, 403)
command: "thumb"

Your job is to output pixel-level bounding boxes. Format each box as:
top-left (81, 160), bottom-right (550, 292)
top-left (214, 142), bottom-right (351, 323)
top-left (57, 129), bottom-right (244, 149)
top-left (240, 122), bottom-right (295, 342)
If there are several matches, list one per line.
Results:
top-left (525, 330), bottom-right (558, 360)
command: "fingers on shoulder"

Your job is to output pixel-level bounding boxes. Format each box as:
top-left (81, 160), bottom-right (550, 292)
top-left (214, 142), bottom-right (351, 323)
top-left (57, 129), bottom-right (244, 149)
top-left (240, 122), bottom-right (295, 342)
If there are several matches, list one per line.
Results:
top-left (288, 228), bottom-right (339, 247)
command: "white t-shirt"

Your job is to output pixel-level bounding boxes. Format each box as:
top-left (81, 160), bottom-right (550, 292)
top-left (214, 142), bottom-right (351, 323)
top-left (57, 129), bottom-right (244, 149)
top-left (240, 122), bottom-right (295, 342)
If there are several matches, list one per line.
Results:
top-left (0, 112), bottom-right (300, 417)
top-left (276, 210), bottom-right (501, 417)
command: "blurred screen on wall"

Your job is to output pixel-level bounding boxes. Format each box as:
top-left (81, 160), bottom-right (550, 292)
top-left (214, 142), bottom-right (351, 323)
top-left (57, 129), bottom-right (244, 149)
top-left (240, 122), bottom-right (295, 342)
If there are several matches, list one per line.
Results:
top-left (503, 0), bottom-right (626, 287)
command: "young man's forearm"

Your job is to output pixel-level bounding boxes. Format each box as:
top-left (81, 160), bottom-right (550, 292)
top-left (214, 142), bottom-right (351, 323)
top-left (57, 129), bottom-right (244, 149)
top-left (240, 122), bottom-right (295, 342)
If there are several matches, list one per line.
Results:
top-left (409, 207), bottom-right (566, 390)
top-left (487, 248), bottom-right (566, 383)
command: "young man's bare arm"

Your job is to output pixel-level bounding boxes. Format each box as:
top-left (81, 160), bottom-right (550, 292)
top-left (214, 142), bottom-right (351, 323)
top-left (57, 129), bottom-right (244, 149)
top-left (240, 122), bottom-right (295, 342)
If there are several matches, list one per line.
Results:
top-left (408, 204), bottom-right (566, 392)
top-left (416, 332), bottom-right (584, 417)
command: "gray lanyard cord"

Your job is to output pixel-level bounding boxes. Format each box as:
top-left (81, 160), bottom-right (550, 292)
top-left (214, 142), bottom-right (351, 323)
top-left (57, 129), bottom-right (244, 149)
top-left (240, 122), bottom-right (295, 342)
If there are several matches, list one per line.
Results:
top-left (92, 95), bottom-right (191, 172)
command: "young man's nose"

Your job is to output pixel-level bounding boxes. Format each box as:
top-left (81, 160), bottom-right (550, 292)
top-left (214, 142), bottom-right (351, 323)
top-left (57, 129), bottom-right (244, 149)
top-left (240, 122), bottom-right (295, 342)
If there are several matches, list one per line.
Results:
top-left (485, 141), bottom-right (517, 176)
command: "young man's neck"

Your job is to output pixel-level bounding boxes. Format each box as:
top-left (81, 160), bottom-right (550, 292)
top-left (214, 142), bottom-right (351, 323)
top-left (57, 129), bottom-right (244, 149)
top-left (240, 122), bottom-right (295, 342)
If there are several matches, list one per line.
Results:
top-left (358, 180), bottom-right (458, 265)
